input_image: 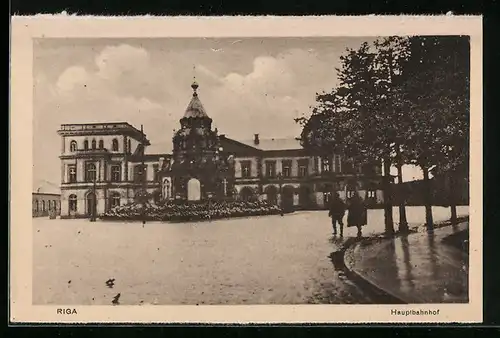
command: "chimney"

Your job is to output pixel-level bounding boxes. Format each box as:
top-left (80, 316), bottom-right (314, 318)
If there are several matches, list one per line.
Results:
top-left (254, 134), bottom-right (260, 145)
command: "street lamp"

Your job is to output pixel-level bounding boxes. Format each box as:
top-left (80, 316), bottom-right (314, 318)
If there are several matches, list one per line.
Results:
top-left (277, 171), bottom-right (284, 216)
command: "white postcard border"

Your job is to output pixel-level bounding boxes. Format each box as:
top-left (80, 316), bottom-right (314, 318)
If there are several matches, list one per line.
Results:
top-left (10, 15), bottom-right (483, 323)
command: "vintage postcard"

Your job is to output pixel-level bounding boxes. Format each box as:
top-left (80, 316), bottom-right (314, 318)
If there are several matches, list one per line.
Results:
top-left (10, 15), bottom-right (482, 323)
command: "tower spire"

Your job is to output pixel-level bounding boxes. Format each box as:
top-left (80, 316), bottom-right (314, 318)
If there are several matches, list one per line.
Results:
top-left (191, 65), bottom-right (199, 96)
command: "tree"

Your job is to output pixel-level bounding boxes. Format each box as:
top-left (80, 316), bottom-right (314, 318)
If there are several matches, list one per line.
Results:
top-left (298, 41), bottom-right (401, 235)
top-left (373, 36), bottom-right (412, 233)
top-left (398, 36), bottom-right (470, 230)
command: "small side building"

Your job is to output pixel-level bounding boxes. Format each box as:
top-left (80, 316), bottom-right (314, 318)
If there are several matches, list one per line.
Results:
top-left (32, 192), bottom-right (61, 217)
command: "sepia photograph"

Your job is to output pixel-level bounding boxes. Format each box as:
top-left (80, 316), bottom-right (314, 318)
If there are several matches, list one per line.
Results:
top-left (11, 16), bottom-right (482, 323)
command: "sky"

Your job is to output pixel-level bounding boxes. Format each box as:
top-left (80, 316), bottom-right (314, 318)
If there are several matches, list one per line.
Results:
top-left (33, 37), bottom-right (424, 192)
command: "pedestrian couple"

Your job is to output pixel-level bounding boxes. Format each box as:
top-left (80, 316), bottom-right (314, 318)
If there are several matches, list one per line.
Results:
top-left (328, 192), bottom-right (367, 237)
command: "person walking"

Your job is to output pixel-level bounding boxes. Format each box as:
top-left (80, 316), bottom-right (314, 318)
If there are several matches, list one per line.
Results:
top-left (328, 192), bottom-right (346, 236)
top-left (347, 192), bottom-right (368, 237)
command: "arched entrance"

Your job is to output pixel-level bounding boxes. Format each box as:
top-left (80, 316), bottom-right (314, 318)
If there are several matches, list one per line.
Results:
top-left (187, 178), bottom-right (201, 201)
top-left (299, 185), bottom-right (312, 208)
top-left (239, 187), bottom-right (255, 202)
top-left (86, 192), bottom-right (96, 217)
top-left (264, 185), bottom-right (278, 205)
top-left (282, 185), bottom-right (295, 211)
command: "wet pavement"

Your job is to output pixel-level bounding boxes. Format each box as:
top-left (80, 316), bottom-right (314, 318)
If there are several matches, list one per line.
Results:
top-left (32, 206), bottom-right (468, 305)
top-left (344, 222), bottom-right (469, 304)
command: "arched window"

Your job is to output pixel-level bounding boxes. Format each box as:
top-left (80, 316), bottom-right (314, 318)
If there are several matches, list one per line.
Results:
top-left (69, 194), bottom-right (77, 212)
top-left (91, 139), bottom-right (96, 150)
top-left (35, 200), bottom-right (39, 212)
top-left (239, 187), bottom-right (255, 202)
top-left (68, 165), bottom-right (77, 183)
top-left (84, 140), bottom-right (89, 150)
top-left (128, 139), bottom-right (131, 153)
top-left (85, 163), bottom-right (97, 182)
top-left (112, 138), bottom-right (119, 151)
top-left (70, 140), bottom-right (77, 152)
top-left (264, 185), bottom-right (279, 205)
top-left (110, 192), bottom-right (121, 208)
top-left (98, 139), bottom-right (104, 149)
top-left (42, 200), bottom-right (46, 212)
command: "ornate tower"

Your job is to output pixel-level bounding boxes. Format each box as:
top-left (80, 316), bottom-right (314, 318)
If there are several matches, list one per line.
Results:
top-left (169, 81), bottom-right (234, 201)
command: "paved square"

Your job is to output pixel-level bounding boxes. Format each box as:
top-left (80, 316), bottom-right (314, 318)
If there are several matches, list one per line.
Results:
top-left (33, 207), bottom-right (468, 305)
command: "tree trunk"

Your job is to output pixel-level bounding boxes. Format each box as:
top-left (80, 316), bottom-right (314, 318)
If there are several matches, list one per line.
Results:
top-left (383, 158), bottom-right (394, 236)
top-left (395, 145), bottom-right (408, 233)
top-left (449, 171), bottom-right (458, 225)
top-left (422, 165), bottom-right (434, 231)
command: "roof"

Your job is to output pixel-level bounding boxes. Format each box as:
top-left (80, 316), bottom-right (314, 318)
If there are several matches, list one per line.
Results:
top-left (33, 180), bottom-right (60, 195)
top-left (184, 93), bottom-right (208, 119)
top-left (57, 122), bottom-right (151, 145)
top-left (145, 142), bottom-right (172, 155)
top-left (237, 137), bottom-right (303, 151)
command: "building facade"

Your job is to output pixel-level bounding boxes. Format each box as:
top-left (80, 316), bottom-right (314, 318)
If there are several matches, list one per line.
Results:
top-left (57, 123), bottom-right (170, 218)
top-left (58, 81), bottom-right (384, 218)
top-left (32, 193), bottom-right (61, 217)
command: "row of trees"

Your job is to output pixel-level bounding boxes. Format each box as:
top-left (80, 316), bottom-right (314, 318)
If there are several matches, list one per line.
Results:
top-left (296, 36), bottom-right (470, 234)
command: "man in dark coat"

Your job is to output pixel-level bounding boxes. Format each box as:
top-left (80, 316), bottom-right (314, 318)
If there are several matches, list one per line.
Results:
top-left (347, 192), bottom-right (368, 237)
top-left (328, 192), bottom-right (346, 236)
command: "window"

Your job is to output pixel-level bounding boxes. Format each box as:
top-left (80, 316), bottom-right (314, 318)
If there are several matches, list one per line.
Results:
top-left (35, 200), bottom-right (39, 212)
top-left (111, 165), bottom-right (121, 182)
top-left (85, 163), bottom-right (97, 182)
top-left (241, 161), bottom-right (251, 178)
top-left (70, 140), bottom-right (77, 152)
top-left (98, 140), bottom-right (104, 149)
top-left (68, 165), bottom-right (77, 183)
top-left (265, 161), bottom-right (276, 178)
top-left (110, 192), bottom-right (121, 208)
top-left (112, 138), bottom-right (119, 151)
top-left (134, 164), bottom-right (144, 183)
top-left (84, 140), bottom-right (89, 150)
top-left (91, 139), bottom-right (96, 150)
top-left (69, 194), bottom-right (77, 212)
top-left (42, 200), bottom-right (46, 212)
top-left (128, 139), bottom-right (131, 153)
top-left (322, 157), bottom-right (331, 172)
top-left (282, 160), bottom-right (292, 177)
top-left (334, 155), bottom-right (341, 173)
top-left (299, 165), bottom-right (307, 177)
top-left (153, 164), bottom-right (159, 181)
top-left (367, 190), bottom-right (376, 198)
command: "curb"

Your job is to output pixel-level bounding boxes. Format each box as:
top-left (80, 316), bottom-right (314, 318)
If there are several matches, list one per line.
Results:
top-left (336, 217), bottom-right (470, 305)
top-left (340, 240), bottom-right (407, 304)
top-left (333, 238), bottom-right (407, 304)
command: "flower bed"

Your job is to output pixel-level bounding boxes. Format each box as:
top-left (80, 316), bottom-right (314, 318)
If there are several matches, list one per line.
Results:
top-left (101, 200), bottom-right (284, 222)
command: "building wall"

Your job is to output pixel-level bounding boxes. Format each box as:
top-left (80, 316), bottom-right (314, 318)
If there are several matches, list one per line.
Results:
top-left (32, 193), bottom-right (61, 218)
top-left (59, 127), bottom-right (162, 218)
top-left (63, 135), bottom-right (127, 155)
top-left (59, 125), bottom-right (386, 217)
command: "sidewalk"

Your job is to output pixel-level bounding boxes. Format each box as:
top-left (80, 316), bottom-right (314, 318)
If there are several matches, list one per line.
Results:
top-left (343, 222), bottom-right (469, 304)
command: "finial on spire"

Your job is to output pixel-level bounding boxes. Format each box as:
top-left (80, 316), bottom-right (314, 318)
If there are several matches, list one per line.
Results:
top-left (191, 64), bottom-right (199, 94)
